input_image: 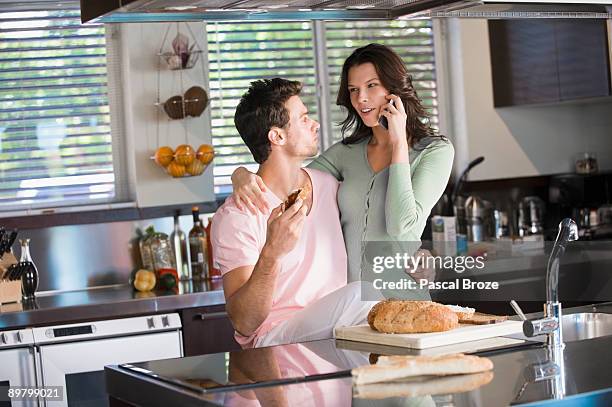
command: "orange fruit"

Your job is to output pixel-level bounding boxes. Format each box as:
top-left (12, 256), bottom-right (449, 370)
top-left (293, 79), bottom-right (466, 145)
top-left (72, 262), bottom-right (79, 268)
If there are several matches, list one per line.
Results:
top-left (174, 144), bottom-right (195, 166)
top-left (154, 146), bottom-right (174, 167)
top-left (196, 144), bottom-right (214, 165)
top-left (186, 159), bottom-right (205, 176)
top-left (167, 161), bottom-right (186, 178)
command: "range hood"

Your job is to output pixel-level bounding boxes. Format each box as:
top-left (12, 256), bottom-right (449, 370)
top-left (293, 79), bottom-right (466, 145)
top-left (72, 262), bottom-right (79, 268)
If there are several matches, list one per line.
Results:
top-left (80, 0), bottom-right (612, 23)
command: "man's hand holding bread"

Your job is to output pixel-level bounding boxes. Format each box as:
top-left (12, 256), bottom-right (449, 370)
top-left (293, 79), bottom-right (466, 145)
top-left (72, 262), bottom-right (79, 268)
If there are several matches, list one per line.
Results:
top-left (263, 197), bottom-right (308, 260)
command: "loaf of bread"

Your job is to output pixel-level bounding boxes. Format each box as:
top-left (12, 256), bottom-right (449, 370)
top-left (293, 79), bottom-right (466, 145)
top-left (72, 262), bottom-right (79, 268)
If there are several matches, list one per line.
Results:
top-left (354, 370), bottom-right (494, 399)
top-left (352, 353), bottom-right (494, 385)
top-left (367, 300), bottom-right (459, 334)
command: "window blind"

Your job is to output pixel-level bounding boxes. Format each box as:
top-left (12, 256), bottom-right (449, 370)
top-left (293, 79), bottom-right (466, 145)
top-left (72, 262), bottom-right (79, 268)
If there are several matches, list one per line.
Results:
top-left (207, 21), bottom-right (317, 195)
top-left (325, 20), bottom-right (438, 144)
top-left (0, 5), bottom-right (118, 212)
top-left (208, 20), bottom-right (438, 194)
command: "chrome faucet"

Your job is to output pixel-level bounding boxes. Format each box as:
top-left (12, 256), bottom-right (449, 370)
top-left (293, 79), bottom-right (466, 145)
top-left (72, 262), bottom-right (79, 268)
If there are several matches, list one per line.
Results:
top-left (522, 218), bottom-right (579, 348)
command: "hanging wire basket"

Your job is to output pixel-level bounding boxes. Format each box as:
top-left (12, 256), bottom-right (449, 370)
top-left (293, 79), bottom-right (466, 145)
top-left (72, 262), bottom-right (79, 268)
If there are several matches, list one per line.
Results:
top-left (157, 24), bottom-right (204, 71)
top-left (150, 144), bottom-right (215, 178)
top-left (152, 22), bottom-right (212, 179)
top-left (159, 49), bottom-right (203, 70)
top-left (154, 86), bottom-right (209, 120)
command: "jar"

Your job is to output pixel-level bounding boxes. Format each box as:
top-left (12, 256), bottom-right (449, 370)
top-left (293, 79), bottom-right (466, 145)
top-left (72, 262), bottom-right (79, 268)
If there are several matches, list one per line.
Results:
top-left (150, 231), bottom-right (176, 273)
top-left (139, 226), bottom-right (156, 271)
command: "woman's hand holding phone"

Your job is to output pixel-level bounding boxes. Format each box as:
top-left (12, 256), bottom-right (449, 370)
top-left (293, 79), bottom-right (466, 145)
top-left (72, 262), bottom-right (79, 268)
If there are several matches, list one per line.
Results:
top-left (379, 94), bottom-right (408, 148)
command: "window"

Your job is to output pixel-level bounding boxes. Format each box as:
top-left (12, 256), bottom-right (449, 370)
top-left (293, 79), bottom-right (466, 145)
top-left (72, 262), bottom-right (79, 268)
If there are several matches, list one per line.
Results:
top-left (207, 21), bottom-right (317, 195)
top-left (208, 20), bottom-right (439, 194)
top-left (0, 4), bottom-right (123, 213)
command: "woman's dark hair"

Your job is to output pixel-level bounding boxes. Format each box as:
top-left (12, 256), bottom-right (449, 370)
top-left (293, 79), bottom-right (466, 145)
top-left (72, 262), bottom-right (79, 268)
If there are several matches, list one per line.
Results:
top-left (337, 43), bottom-right (444, 148)
top-left (234, 78), bottom-right (302, 164)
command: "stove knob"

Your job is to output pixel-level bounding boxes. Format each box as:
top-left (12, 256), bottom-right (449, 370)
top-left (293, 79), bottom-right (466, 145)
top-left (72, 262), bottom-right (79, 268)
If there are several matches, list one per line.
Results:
top-left (0, 333), bottom-right (7, 345)
top-left (17, 331), bottom-right (24, 343)
top-left (147, 317), bottom-right (155, 329)
top-left (161, 315), bottom-right (169, 327)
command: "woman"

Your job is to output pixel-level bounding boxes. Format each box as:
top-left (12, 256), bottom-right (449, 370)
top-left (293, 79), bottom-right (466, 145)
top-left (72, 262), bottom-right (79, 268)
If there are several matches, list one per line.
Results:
top-left (231, 43), bottom-right (454, 285)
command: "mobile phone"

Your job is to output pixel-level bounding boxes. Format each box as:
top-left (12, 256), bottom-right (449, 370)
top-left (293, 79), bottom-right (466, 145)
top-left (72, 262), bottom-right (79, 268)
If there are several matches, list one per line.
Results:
top-left (378, 99), bottom-right (395, 129)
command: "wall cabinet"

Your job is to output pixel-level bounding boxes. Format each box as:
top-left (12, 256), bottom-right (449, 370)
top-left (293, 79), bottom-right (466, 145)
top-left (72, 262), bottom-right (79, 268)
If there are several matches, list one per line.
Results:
top-left (180, 305), bottom-right (240, 356)
top-left (489, 19), bottom-right (611, 107)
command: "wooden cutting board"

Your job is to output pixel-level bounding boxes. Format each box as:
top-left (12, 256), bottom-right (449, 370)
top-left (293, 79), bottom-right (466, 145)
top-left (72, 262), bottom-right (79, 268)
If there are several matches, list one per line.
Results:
top-left (336, 336), bottom-right (526, 356)
top-left (335, 320), bottom-right (524, 349)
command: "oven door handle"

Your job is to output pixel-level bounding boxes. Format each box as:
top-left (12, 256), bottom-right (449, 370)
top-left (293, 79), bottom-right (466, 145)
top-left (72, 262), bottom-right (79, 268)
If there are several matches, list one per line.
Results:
top-left (195, 311), bottom-right (228, 320)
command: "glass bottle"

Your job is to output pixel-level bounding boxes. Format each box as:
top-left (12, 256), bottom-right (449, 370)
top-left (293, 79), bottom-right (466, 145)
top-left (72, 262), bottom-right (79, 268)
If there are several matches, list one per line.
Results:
top-left (171, 213), bottom-right (191, 280)
top-left (139, 226), bottom-right (156, 271)
top-left (189, 206), bottom-right (209, 280)
top-left (19, 239), bottom-right (39, 300)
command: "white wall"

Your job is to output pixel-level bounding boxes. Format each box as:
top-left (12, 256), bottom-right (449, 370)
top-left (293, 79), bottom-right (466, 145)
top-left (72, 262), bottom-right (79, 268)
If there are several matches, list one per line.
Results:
top-left (441, 18), bottom-right (612, 181)
top-left (116, 22), bottom-right (215, 207)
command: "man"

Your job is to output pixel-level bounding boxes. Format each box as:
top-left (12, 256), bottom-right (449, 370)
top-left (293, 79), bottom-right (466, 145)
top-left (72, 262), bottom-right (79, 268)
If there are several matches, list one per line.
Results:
top-left (211, 78), bottom-right (379, 348)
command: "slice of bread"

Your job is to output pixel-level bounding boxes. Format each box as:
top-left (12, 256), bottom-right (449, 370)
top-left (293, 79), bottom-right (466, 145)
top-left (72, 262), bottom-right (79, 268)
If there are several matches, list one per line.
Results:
top-left (284, 182), bottom-right (311, 210)
top-left (284, 189), bottom-right (302, 208)
top-left (459, 312), bottom-right (508, 325)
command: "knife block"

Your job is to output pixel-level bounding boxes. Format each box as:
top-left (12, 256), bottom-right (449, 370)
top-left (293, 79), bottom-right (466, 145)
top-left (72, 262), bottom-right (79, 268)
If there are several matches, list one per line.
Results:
top-left (0, 252), bottom-right (21, 305)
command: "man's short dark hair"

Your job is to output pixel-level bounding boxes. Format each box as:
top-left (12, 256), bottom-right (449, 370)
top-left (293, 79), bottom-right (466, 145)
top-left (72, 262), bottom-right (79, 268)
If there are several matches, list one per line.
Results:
top-left (234, 78), bottom-right (302, 164)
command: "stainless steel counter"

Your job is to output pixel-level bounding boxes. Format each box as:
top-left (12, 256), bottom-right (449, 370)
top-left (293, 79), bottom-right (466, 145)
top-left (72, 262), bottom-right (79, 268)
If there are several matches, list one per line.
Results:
top-left (0, 280), bottom-right (226, 330)
top-left (105, 303), bottom-right (612, 406)
top-left (105, 335), bottom-right (612, 406)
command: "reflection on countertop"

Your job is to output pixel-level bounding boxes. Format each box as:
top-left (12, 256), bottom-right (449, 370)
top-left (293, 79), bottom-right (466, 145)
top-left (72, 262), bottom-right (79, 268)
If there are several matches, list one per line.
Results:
top-left (107, 331), bottom-right (612, 407)
top-left (0, 279), bottom-right (225, 330)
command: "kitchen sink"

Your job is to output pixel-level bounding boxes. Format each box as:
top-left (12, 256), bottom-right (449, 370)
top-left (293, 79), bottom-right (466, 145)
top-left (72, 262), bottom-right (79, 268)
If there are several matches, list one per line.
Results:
top-left (562, 312), bottom-right (612, 342)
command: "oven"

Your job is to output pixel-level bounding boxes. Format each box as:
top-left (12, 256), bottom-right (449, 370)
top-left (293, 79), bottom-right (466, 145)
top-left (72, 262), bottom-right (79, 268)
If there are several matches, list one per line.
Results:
top-left (0, 328), bottom-right (37, 407)
top-left (32, 313), bottom-right (182, 407)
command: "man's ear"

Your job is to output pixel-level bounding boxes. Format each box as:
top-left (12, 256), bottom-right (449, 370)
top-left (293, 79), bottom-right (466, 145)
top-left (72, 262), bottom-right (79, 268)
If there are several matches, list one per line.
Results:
top-left (268, 127), bottom-right (286, 146)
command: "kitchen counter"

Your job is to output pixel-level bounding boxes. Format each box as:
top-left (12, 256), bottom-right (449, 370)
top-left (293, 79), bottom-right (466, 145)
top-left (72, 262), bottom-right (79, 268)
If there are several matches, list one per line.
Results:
top-left (105, 337), bottom-right (612, 406)
top-left (105, 303), bottom-right (612, 407)
top-left (0, 280), bottom-right (226, 330)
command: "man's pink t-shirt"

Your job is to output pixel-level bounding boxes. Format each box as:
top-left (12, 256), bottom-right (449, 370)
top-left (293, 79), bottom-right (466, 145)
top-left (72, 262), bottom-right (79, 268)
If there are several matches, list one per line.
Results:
top-left (211, 168), bottom-right (347, 347)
